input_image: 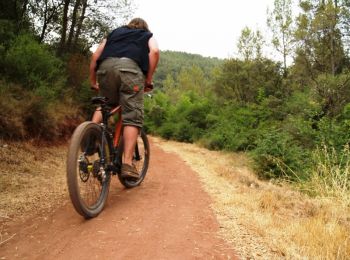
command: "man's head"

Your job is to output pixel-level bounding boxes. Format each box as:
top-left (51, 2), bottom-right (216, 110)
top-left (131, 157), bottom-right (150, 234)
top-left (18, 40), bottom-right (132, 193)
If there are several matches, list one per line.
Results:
top-left (127, 18), bottom-right (150, 32)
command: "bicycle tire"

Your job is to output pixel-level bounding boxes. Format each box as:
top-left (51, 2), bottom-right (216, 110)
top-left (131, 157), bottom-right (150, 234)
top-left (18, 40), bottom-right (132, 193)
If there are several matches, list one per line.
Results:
top-left (117, 129), bottom-right (150, 188)
top-left (67, 122), bottom-right (112, 218)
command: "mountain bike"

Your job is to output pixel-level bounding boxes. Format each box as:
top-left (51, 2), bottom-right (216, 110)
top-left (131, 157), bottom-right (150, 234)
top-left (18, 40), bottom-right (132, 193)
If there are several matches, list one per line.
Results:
top-left (66, 96), bottom-right (150, 219)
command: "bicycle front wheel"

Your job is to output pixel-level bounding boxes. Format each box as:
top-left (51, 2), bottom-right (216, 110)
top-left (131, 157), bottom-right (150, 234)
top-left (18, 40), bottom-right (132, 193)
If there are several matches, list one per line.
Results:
top-left (118, 129), bottom-right (150, 188)
top-left (67, 122), bottom-right (112, 218)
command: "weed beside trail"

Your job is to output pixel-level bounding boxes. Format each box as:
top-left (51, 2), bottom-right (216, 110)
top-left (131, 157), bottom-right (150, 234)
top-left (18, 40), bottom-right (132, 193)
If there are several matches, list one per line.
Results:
top-left (0, 141), bottom-right (67, 219)
top-left (154, 137), bottom-right (350, 259)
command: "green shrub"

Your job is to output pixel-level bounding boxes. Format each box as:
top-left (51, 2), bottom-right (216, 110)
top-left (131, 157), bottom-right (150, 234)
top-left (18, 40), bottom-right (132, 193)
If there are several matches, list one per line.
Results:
top-left (251, 129), bottom-right (310, 180)
top-left (144, 91), bottom-right (171, 134)
top-left (145, 90), bottom-right (214, 142)
top-left (4, 34), bottom-right (65, 92)
top-left (201, 103), bottom-right (265, 151)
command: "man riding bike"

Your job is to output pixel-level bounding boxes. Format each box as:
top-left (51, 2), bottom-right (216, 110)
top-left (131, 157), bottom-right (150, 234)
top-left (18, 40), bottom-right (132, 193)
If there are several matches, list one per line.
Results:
top-left (89, 17), bottom-right (160, 179)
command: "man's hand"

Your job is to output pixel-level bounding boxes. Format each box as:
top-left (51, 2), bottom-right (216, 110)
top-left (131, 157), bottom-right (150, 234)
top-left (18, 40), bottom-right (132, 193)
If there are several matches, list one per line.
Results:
top-left (91, 82), bottom-right (99, 92)
top-left (144, 82), bottom-right (153, 93)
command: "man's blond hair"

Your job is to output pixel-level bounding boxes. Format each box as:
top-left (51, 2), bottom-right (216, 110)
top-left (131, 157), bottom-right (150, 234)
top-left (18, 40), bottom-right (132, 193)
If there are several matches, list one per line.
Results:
top-left (127, 18), bottom-right (150, 32)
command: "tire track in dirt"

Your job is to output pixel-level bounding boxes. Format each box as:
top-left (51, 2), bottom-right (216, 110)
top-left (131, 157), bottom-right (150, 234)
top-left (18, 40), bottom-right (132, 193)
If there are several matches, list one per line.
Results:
top-left (1, 138), bottom-right (237, 259)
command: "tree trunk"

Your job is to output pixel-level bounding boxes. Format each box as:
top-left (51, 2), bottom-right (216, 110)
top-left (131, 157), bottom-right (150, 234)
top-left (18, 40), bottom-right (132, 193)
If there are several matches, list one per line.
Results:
top-left (66, 0), bottom-right (81, 50)
top-left (16, 0), bottom-right (29, 31)
top-left (330, 0), bottom-right (338, 75)
top-left (73, 0), bottom-right (87, 48)
top-left (59, 0), bottom-right (70, 55)
top-left (39, 0), bottom-right (48, 43)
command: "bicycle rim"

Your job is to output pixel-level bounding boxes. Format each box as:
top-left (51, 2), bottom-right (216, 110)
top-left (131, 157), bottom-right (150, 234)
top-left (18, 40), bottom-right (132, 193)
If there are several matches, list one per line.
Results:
top-left (67, 122), bottom-right (111, 218)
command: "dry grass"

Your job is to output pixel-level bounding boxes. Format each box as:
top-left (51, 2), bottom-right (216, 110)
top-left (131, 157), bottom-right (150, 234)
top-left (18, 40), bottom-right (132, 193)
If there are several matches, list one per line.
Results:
top-left (1, 137), bottom-right (349, 258)
top-left (153, 137), bottom-right (350, 259)
top-left (0, 140), bottom-right (68, 243)
top-left (304, 145), bottom-right (350, 207)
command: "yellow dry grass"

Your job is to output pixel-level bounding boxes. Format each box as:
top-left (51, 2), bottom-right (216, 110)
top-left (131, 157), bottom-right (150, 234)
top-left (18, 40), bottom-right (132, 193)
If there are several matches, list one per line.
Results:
top-left (153, 137), bottom-right (350, 259)
top-left (0, 140), bottom-right (68, 221)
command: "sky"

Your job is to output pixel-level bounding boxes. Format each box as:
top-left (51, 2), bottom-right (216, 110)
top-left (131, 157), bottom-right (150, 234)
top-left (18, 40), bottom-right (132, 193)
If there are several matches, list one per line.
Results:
top-left (133, 0), bottom-right (279, 59)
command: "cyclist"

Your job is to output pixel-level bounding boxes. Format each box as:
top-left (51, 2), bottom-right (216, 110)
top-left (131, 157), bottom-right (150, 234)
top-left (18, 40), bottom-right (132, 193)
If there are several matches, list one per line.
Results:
top-left (89, 18), bottom-right (160, 179)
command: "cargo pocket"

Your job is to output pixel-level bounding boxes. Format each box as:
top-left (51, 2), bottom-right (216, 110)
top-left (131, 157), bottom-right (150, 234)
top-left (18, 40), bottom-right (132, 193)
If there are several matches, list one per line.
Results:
top-left (119, 68), bottom-right (144, 95)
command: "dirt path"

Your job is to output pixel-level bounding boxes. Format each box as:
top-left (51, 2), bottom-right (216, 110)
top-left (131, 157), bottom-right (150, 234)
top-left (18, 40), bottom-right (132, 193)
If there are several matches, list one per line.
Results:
top-left (1, 139), bottom-right (237, 259)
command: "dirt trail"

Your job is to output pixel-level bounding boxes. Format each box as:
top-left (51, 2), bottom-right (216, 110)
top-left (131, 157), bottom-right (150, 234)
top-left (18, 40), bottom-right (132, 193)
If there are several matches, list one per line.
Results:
top-left (1, 139), bottom-right (237, 259)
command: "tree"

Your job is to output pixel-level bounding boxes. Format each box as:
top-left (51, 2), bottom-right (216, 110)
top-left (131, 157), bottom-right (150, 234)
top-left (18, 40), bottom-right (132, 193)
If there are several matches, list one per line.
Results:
top-left (58, 0), bottom-right (135, 53)
top-left (237, 27), bottom-right (255, 61)
top-left (295, 0), bottom-right (347, 76)
top-left (267, 0), bottom-right (295, 75)
top-left (28, 0), bottom-right (63, 43)
top-left (237, 26), bottom-right (265, 61)
top-left (293, 0), bottom-right (350, 117)
top-left (0, 0), bottom-right (31, 32)
top-left (25, 0), bottom-right (134, 54)
top-left (213, 58), bottom-right (282, 103)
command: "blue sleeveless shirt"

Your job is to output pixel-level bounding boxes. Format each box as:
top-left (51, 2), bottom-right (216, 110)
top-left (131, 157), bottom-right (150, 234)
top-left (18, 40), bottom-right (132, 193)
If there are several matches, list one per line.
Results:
top-left (97, 26), bottom-right (153, 75)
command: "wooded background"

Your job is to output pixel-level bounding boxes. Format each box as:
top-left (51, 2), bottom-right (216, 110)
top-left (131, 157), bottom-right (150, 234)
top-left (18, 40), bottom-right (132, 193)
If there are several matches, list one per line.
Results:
top-left (1, 0), bottom-right (350, 193)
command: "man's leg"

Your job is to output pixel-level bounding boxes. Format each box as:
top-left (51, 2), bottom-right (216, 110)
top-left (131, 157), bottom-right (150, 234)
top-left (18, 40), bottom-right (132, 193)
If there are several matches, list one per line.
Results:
top-left (92, 109), bottom-right (102, 123)
top-left (123, 125), bottom-right (139, 166)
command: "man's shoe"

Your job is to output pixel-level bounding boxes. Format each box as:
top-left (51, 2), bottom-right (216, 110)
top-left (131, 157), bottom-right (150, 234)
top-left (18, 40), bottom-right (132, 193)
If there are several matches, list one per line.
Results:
top-left (121, 163), bottom-right (139, 179)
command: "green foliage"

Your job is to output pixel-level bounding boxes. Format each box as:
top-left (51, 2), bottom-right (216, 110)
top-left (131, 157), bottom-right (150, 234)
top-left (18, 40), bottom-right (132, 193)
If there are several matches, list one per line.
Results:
top-left (145, 90), bottom-right (213, 143)
top-left (267, 0), bottom-right (295, 73)
top-left (0, 20), bottom-right (17, 74)
top-left (4, 34), bottom-right (64, 94)
top-left (251, 129), bottom-right (310, 180)
top-left (0, 0), bottom-right (349, 195)
top-left (214, 58), bottom-right (283, 103)
top-left (154, 50), bottom-right (223, 88)
top-left (313, 72), bottom-right (350, 116)
top-left (200, 104), bottom-right (263, 151)
top-left (237, 27), bottom-right (265, 61)
top-left (0, 33), bottom-right (88, 141)
top-left (295, 0), bottom-right (348, 76)
top-left (144, 91), bottom-right (171, 133)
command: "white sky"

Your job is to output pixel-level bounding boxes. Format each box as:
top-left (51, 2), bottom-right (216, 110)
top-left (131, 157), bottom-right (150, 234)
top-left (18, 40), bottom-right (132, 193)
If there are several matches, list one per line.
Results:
top-left (133, 0), bottom-right (279, 59)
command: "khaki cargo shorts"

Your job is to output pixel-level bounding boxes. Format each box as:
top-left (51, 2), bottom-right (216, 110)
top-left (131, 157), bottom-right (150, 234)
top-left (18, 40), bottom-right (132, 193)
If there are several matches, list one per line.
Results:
top-left (97, 57), bottom-right (145, 128)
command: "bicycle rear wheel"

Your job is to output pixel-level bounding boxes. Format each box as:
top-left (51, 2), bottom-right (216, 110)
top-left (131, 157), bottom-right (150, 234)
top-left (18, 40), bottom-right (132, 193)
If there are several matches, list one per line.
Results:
top-left (67, 122), bottom-right (112, 218)
top-left (118, 129), bottom-right (150, 188)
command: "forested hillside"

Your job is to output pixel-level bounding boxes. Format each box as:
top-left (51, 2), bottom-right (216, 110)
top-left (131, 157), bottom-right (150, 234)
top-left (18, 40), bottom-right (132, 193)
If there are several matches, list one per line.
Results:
top-left (1, 0), bottom-right (350, 201)
top-left (154, 51), bottom-right (222, 87)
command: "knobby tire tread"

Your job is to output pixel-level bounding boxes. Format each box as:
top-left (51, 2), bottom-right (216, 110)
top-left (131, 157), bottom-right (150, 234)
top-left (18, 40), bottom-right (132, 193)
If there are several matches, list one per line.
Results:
top-left (66, 122), bottom-right (111, 218)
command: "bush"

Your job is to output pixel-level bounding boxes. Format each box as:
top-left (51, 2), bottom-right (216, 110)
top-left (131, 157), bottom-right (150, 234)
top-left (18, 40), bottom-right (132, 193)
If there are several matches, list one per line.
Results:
top-left (251, 129), bottom-right (310, 180)
top-left (4, 34), bottom-right (65, 94)
top-left (145, 91), bottom-right (214, 142)
top-left (0, 82), bottom-right (83, 141)
top-left (144, 91), bottom-right (171, 134)
top-left (201, 103), bottom-right (267, 151)
top-left (0, 83), bottom-right (28, 138)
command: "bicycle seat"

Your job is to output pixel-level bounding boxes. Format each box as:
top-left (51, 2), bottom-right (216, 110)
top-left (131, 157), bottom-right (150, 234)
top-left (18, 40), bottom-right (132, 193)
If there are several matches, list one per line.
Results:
top-left (91, 96), bottom-right (109, 105)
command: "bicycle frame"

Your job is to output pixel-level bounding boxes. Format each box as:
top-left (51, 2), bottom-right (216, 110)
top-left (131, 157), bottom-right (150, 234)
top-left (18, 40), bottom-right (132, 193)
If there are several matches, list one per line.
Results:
top-left (108, 105), bottom-right (123, 147)
top-left (97, 99), bottom-right (144, 175)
